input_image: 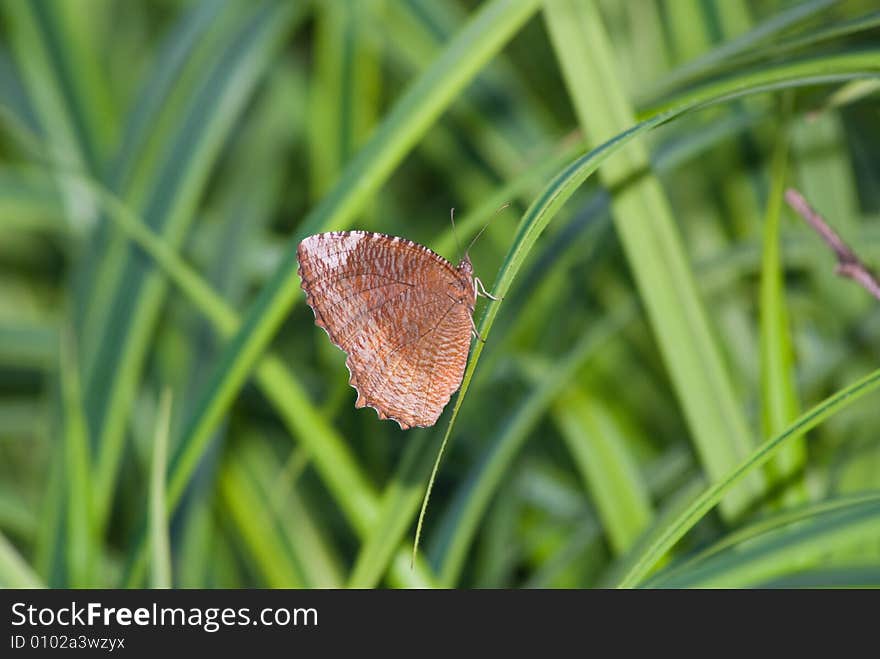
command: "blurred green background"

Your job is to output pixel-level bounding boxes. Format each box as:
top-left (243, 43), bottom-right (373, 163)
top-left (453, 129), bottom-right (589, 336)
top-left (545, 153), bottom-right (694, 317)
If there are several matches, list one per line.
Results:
top-left (1, 0), bottom-right (879, 588)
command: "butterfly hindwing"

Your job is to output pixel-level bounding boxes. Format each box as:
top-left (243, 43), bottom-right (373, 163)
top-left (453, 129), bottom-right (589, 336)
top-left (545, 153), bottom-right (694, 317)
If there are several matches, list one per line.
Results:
top-left (297, 231), bottom-right (475, 429)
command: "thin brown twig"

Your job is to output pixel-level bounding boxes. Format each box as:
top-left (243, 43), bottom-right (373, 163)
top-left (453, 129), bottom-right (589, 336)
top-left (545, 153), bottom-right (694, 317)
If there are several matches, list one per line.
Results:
top-left (784, 187), bottom-right (880, 302)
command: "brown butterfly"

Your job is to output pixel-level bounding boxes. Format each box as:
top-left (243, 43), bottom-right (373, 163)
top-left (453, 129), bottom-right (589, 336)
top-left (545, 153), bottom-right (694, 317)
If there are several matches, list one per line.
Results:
top-left (297, 231), bottom-right (497, 429)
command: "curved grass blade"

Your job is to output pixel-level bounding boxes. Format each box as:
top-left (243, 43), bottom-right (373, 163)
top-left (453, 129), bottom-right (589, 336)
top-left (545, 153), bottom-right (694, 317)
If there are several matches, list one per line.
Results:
top-left (414, 210), bottom-right (878, 585)
top-left (648, 494), bottom-right (880, 587)
top-left (431, 134), bottom-right (588, 258)
top-left (149, 0), bottom-right (541, 581)
top-left (615, 366), bottom-right (880, 588)
top-left (43, 168), bottom-right (431, 587)
top-left (1, 0), bottom-right (112, 221)
top-left (0, 487), bottom-right (38, 542)
top-left (108, 0), bottom-right (230, 193)
top-left (431, 310), bottom-right (629, 585)
top-left (447, 52), bottom-right (880, 422)
top-left (544, 0), bottom-right (763, 519)
top-left (759, 566), bottom-right (880, 588)
top-left (87, 1), bottom-right (298, 535)
top-left (0, 46), bottom-right (41, 137)
top-left (813, 78), bottom-right (880, 116)
top-left (414, 53), bottom-right (880, 575)
top-left (34, 51), bottom-right (880, 592)
top-left (379, 0), bottom-right (554, 181)
top-left (74, 0), bottom-right (232, 368)
top-left (644, 492), bottom-right (880, 586)
top-left (251, 445), bottom-right (344, 588)
top-left (2, 139), bottom-right (432, 586)
top-left (641, 0), bottom-right (838, 104)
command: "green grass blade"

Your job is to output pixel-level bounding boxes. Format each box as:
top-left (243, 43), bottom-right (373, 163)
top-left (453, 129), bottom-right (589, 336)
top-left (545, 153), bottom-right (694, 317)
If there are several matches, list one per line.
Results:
top-left (217, 446), bottom-right (306, 588)
top-left (1, 0), bottom-right (111, 231)
top-left (261, 458), bottom-right (345, 589)
top-left (1, 0), bottom-right (877, 592)
top-left (149, 388), bottom-right (172, 589)
top-left (87, 1), bottom-right (297, 534)
top-left (642, 0), bottom-right (838, 103)
top-left (174, 498), bottom-right (214, 588)
top-left (379, 0), bottom-right (554, 181)
top-left (75, 0), bottom-right (230, 363)
top-left (553, 388), bottom-right (653, 555)
top-left (0, 531), bottom-right (43, 588)
top-left (791, 108), bottom-right (865, 320)
top-left (759, 109), bottom-right (806, 495)
top-left (431, 134), bottom-right (588, 258)
top-left (426, 55), bottom-right (880, 585)
top-left (308, 0), bottom-right (382, 200)
top-left (456, 50), bottom-right (880, 453)
top-left (814, 78), bottom-right (880, 115)
top-left (0, 166), bottom-right (64, 233)
top-left (149, 0), bottom-right (540, 584)
top-left (0, 487), bottom-right (38, 541)
top-left (0, 321), bottom-right (57, 371)
top-left (0, 46), bottom-right (40, 136)
top-left (649, 495), bottom-right (880, 587)
top-left (615, 366), bottom-right (880, 588)
top-left (665, 0), bottom-right (713, 63)
top-left (432, 310), bottom-right (627, 585)
top-left (347, 435), bottom-right (435, 587)
top-left (221, 441), bottom-right (345, 588)
top-left (108, 0), bottom-right (229, 192)
top-left (59, 326), bottom-right (93, 587)
top-left (760, 566), bottom-right (880, 588)
top-left (544, 0), bottom-right (763, 518)
top-left (43, 166), bottom-right (432, 588)
top-left (645, 492), bottom-right (880, 586)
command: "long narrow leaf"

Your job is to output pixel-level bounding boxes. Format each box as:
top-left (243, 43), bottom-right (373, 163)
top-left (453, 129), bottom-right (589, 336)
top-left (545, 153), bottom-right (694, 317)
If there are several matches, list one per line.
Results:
top-left (616, 366), bottom-right (880, 587)
top-left (759, 109), bottom-right (806, 495)
top-left (60, 326), bottom-right (93, 587)
top-left (424, 55), bottom-right (880, 583)
top-left (544, 0), bottom-right (763, 518)
top-left (149, 389), bottom-right (173, 589)
top-left (649, 495), bottom-right (880, 587)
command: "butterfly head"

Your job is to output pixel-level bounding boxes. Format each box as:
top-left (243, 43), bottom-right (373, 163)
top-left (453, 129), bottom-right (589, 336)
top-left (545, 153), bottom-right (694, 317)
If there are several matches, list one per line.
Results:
top-left (450, 254), bottom-right (477, 309)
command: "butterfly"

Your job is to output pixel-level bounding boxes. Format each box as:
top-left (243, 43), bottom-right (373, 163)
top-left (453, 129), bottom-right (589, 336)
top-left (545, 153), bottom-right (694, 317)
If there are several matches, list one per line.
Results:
top-left (297, 231), bottom-right (497, 429)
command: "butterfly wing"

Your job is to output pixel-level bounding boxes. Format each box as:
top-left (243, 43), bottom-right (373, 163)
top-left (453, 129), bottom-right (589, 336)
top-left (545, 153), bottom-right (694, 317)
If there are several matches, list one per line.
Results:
top-left (297, 231), bottom-right (474, 429)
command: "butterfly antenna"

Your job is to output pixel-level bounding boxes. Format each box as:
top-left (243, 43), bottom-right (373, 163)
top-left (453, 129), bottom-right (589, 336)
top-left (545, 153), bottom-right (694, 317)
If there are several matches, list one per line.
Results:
top-left (450, 207), bottom-right (463, 262)
top-left (465, 201), bottom-right (510, 256)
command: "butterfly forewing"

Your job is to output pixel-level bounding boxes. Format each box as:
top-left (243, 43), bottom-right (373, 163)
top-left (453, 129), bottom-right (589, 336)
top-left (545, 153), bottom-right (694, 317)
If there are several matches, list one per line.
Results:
top-left (297, 231), bottom-right (475, 429)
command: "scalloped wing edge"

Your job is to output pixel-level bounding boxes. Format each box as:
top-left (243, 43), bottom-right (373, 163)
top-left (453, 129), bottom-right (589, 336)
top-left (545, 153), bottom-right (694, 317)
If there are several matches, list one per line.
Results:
top-left (297, 247), bottom-right (461, 430)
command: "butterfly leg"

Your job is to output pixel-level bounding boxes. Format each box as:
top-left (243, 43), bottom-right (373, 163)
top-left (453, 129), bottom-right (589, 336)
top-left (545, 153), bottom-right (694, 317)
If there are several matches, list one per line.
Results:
top-left (469, 314), bottom-right (486, 343)
top-left (474, 276), bottom-right (502, 300)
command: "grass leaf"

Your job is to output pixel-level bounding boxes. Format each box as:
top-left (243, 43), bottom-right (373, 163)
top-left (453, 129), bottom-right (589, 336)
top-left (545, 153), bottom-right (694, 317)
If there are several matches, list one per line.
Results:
top-left (615, 366), bottom-right (880, 587)
top-left (149, 388), bottom-right (173, 589)
top-left (759, 104), bottom-right (806, 496)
